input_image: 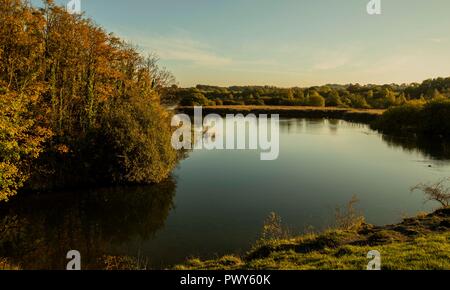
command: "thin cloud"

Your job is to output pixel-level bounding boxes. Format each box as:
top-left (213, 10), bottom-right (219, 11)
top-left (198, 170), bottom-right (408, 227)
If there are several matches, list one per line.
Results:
top-left (429, 38), bottom-right (446, 44)
top-left (310, 45), bottom-right (360, 71)
top-left (133, 34), bottom-right (232, 66)
top-left (313, 56), bottom-right (350, 70)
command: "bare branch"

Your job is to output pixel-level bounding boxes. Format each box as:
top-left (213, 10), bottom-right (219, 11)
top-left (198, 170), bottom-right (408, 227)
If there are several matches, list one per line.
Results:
top-left (411, 178), bottom-right (450, 208)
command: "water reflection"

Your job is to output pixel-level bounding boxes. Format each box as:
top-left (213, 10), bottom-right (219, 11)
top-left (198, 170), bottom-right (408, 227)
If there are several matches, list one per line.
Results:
top-left (279, 118), bottom-right (450, 162)
top-left (382, 134), bottom-right (450, 161)
top-left (1, 118), bottom-right (450, 270)
top-left (0, 179), bottom-right (176, 270)
top-left (279, 118), bottom-right (367, 135)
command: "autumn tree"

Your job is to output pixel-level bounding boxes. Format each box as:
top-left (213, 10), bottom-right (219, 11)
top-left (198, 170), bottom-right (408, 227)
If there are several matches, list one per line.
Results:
top-left (0, 85), bottom-right (51, 201)
top-left (0, 0), bottom-right (179, 198)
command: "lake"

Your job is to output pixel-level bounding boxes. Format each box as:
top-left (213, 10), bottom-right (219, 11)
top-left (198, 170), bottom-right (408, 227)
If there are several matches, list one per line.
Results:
top-left (1, 118), bottom-right (450, 269)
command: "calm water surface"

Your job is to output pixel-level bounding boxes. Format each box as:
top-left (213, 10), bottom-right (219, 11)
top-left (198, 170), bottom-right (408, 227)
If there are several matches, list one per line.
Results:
top-left (2, 118), bottom-right (450, 269)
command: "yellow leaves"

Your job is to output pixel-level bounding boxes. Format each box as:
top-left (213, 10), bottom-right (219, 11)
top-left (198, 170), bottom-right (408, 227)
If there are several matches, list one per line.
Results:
top-left (0, 161), bottom-right (25, 202)
top-left (0, 89), bottom-right (51, 201)
top-left (23, 83), bottom-right (47, 102)
top-left (55, 144), bottom-right (70, 154)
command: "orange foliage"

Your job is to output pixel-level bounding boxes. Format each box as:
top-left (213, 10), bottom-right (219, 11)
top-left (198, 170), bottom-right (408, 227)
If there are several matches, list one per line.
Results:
top-left (0, 0), bottom-right (178, 199)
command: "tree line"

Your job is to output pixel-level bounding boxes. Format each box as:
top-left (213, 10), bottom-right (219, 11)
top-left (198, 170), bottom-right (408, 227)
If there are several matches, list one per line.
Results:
top-left (176, 78), bottom-right (450, 109)
top-left (0, 0), bottom-right (179, 201)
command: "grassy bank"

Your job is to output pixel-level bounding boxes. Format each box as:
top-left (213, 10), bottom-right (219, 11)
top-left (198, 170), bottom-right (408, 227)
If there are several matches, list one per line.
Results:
top-left (177, 106), bottom-right (384, 123)
top-left (174, 208), bottom-right (450, 270)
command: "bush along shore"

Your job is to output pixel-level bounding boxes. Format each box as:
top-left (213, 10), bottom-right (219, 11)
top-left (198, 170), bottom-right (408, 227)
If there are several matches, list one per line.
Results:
top-left (174, 208), bottom-right (450, 270)
top-left (371, 99), bottom-right (450, 140)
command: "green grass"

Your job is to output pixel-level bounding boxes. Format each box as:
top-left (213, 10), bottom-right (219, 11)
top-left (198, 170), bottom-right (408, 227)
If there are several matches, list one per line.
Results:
top-left (243, 233), bottom-right (450, 270)
top-left (174, 208), bottom-right (450, 270)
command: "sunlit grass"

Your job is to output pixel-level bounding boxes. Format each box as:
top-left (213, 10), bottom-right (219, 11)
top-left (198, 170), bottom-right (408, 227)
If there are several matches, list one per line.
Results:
top-left (175, 208), bottom-right (450, 270)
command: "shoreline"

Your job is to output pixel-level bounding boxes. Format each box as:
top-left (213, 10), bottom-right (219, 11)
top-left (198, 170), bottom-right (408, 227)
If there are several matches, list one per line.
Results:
top-left (176, 106), bottom-right (384, 124)
top-left (174, 208), bottom-right (450, 270)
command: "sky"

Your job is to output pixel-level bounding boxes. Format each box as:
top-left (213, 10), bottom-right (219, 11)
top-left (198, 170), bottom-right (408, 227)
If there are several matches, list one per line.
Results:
top-left (34, 0), bottom-right (450, 87)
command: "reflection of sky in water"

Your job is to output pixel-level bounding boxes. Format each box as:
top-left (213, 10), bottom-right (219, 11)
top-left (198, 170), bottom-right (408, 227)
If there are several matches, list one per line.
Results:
top-left (153, 118), bottom-right (450, 266)
top-left (3, 118), bottom-right (450, 269)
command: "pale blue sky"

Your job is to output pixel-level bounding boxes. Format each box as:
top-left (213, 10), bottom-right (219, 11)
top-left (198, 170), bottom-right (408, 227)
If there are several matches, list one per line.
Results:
top-left (36, 0), bottom-right (450, 87)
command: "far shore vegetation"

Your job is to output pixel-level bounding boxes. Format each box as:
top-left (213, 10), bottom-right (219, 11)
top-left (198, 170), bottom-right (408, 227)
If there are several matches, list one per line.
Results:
top-left (174, 78), bottom-right (450, 109)
top-left (178, 99), bottom-right (450, 141)
top-left (174, 79), bottom-right (450, 140)
top-left (177, 105), bottom-right (384, 124)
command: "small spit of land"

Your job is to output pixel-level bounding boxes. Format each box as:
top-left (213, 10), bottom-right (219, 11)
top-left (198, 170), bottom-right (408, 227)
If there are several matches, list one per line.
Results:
top-left (175, 208), bottom-right (450, 270)
top-left (177, 105), bottom-right (384, 123)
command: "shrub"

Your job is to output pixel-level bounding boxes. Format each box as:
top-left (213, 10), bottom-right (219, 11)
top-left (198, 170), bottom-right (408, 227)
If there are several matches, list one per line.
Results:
top-left (325, 91), bottom-right (342, 107)
top-left (373, 100), bottom-right (450, 139)
top-left (372, 102), bottom-right (424, 135)
top-left (411, 178), bottom-right (450, 208)
top-left (100, 96), bottom-right (178, 184)
top-left (420, 100), bottom-right (450, 138)
top-left (260, 212), bottom-right (290, 241)
top-left (334, 195), bottom-right (365, 231)
top-left (348, 94), bottom-right (371, 109)
top-left (306, 94), bottom-right (326, 107)
top-left (179, 93), bottom-right (209, 106)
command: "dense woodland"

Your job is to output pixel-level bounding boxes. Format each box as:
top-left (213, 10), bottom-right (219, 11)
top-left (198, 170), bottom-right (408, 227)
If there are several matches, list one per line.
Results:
top-left (176, 78), bottom-right (450, 109)
top-left (0, 0), bottom-right (179, 202)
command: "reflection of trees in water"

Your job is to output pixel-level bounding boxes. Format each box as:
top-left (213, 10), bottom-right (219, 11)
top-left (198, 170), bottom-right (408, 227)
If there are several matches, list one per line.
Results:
top-left (328, 119), bottom-right (340, 134)
top-left (279, 118), bottom-right (370, 135)
top-left (382, 134), bottom-right (450, 161)
top-left (280, 119), bottom-right (304, 134)
top-left (0, 178), bottom-right (176, 269)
